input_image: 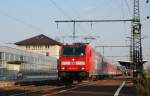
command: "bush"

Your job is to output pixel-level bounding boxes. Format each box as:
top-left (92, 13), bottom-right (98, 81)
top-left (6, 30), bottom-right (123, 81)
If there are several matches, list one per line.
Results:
top-left (133, 76), bottom-right (150, 96)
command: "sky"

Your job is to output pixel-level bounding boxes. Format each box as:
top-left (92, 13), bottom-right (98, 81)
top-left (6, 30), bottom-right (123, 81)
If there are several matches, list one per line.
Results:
top-left (0, 0), bottom-right (150, 66)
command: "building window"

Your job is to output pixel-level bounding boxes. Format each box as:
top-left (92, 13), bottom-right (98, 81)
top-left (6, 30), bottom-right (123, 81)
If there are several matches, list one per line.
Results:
top-left (45, 45), bottom-right (49, 49)
top-left (20, 56), bottom-right (23, 61)
top-left (37, 45), bottom-right (40, 50)
top-left (39, 46), bottom-right (42, 50)
top-left (35, 46), bottom-right (37, 50)
top-left (5, 53), bottom-right (9, 60)
top-left (0, 60), bottom-right (2, 67)
top-left (33, 46), bottom-right (36, 50)
top-left (10, 54), bottom-right (14, 61)
top-left (26, 46), bottom-right (30, 49)
top-left (46, 52), bottom-right (49, 56)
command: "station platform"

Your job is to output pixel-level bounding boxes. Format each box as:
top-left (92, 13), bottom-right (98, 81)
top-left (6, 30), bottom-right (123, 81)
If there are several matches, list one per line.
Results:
top-left (0, 81), bottom-right (15, 88)
top-left (0, 78), bottom-right (58, 88)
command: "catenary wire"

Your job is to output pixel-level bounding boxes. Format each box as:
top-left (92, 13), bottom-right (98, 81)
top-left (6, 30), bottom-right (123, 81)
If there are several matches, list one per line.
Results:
top-left (0, 10), bottom-right (44, 33)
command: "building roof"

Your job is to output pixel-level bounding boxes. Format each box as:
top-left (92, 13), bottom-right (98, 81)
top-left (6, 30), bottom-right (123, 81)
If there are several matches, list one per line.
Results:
top-left (118, 61), bottom-right (131, 69)
top-left (118, 61), bottom-right (147, 69)
top-left (15, 34), bottom-right (62, 46)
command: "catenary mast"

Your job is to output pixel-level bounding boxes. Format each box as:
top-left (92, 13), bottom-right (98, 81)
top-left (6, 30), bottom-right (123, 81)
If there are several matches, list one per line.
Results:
top-left (131, 0), bottom-right (143, 78)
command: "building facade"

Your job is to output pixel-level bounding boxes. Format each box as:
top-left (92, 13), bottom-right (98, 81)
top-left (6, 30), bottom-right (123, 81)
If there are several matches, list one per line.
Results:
top-left (0, 46), bottom-right (58, 80)
top-left (15, 34), bottom-right (62, 59)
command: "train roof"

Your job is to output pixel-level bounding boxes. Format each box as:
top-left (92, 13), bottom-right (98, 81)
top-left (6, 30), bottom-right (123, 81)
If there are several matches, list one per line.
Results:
top-left (63, 42), bottom-right (89, 46)
top-left (15, 34), bottom-right (62, 46)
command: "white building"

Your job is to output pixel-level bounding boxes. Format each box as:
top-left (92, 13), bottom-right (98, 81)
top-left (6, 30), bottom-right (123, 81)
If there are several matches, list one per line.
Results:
top-left (0, 46), bottom-right (58, 80)
top-left (15, 34), bottom-right (62, 59)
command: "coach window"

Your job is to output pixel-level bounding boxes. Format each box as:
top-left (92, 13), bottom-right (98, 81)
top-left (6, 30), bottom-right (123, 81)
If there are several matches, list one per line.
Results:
top-left (46, 52), bottom-right (49, 56)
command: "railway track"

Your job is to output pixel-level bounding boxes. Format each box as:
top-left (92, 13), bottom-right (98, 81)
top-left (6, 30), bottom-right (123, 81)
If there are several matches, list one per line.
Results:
top-left (0, 79), bottom-right (95, 96)
top-left (0, 80), bottom-right (64, 96)
top-left (10, 81), bottom-right (92, 96)
top-left (0, 78), bottom-right (135, 96)
top-left (10, 85), bottom-right (68, 96)
top-left (0, 79), bottom-right (81, 96)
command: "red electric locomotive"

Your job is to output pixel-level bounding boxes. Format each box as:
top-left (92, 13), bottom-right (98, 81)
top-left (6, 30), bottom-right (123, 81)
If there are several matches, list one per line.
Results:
top-left (58, 43), bottom-right (105, 82)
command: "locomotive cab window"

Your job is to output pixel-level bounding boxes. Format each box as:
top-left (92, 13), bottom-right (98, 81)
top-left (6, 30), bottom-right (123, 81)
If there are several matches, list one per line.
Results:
top-left (63, 46), bottom-right (85, 56)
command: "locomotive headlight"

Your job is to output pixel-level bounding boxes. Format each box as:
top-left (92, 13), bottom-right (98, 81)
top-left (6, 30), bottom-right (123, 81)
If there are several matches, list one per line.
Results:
top-left (76, 61), bottom-right (85, 65)
top-left (61, 61), bottom-right (70, 65)
top-left (81, 67), bottom-right (85, 70)
top-left (61, 67), bottom-right (65, 70)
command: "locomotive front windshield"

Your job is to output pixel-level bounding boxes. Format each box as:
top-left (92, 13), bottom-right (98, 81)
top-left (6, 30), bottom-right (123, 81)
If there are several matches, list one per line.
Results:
top-left (63, 46), bottom-right (85, 56)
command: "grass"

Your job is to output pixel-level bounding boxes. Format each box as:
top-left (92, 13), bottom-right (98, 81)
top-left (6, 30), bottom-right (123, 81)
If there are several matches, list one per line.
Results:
top-left (133, 74), bottom-right (150, 96)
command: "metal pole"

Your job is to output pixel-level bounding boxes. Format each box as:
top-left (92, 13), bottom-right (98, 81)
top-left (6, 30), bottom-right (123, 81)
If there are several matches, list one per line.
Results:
top-left (73, 21), bottom-right (75, 41)
top-left (103, 46), bottom-right (104, 56)
top-left (132, 0), bottom-right (143, 78)
top-left (55, 19), bottom-right (133, 22)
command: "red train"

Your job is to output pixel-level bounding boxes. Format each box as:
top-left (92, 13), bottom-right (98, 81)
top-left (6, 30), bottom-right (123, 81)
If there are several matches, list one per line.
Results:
top-left (58, 43), bottom-right (122, 82)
